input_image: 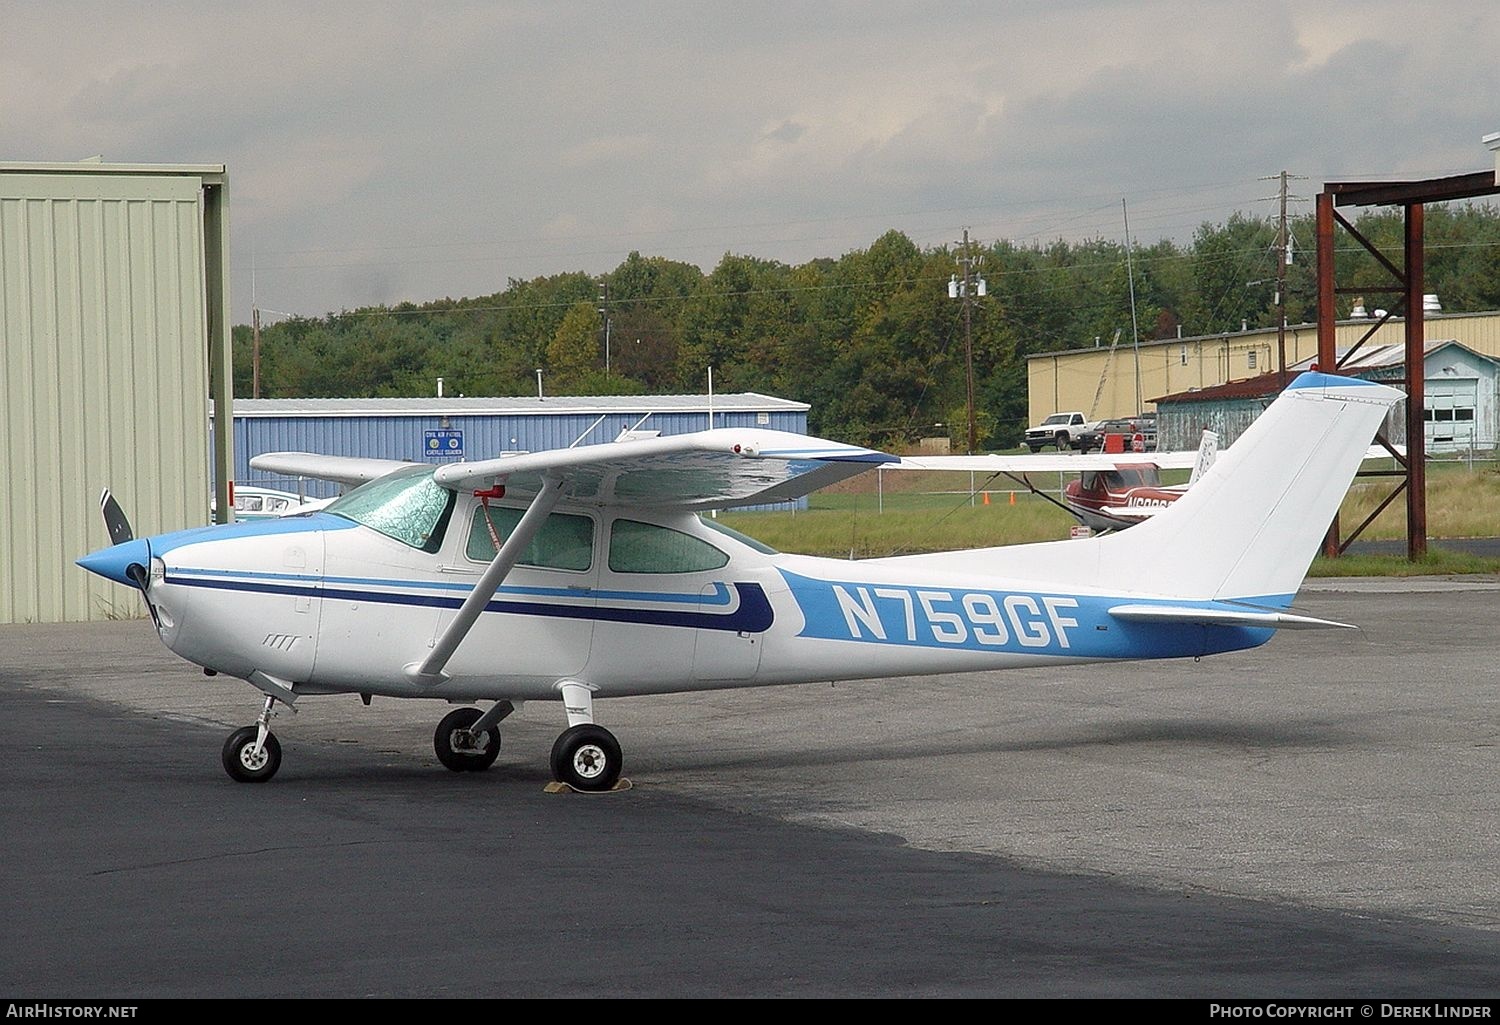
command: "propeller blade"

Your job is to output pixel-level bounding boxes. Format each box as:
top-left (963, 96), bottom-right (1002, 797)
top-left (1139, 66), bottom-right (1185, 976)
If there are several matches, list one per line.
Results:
top-left (100, 489), bottom-right (134, 545)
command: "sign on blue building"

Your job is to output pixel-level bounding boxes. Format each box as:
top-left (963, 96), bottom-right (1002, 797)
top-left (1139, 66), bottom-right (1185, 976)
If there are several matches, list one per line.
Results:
top-left (423, 429), bottom-right (464, 460)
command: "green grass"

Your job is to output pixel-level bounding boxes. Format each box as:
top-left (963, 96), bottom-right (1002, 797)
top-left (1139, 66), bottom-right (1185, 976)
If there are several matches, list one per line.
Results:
top-left (1339, 460), bottom-right (1500, 540)
top-left (1309, 548), bottom-right (1500, 577)
top-left (719, 493), bottom-right (1076, 559)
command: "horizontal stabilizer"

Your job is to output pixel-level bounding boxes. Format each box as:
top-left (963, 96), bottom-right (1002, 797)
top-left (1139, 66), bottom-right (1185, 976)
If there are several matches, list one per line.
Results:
top-left (249, 452), bottom-right (419, 487)
top-left (1107, 603), bottom-right (1355, 631)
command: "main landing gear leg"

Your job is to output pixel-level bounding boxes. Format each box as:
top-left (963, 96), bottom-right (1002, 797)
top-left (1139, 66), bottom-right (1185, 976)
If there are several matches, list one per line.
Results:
top-left (549, 682), bottom-right (622, 792)
top-left (222, 694), bottom-right (286, 783)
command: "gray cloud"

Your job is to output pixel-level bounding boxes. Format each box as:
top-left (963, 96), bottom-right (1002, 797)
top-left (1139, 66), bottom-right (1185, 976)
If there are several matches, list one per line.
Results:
top-left (7, 1), bottom-right (1497, 322)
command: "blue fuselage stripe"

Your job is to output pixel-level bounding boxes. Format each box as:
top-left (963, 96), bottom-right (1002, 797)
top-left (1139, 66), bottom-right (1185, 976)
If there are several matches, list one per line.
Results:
top-left (165, 572), bottom-right (772, 633)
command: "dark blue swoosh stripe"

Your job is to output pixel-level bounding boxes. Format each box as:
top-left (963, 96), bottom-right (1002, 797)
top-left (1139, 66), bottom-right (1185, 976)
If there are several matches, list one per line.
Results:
top-left (167, 574), bottom-right (773, 633)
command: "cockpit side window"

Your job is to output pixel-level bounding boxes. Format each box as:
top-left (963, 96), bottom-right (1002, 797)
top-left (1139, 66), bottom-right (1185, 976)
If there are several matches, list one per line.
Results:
top-left (465, 505), bottom-right (595, 571)
top-left (325, 466), bottom-right (456, 553)
top-left (608, 519), bottom-right (729, 574)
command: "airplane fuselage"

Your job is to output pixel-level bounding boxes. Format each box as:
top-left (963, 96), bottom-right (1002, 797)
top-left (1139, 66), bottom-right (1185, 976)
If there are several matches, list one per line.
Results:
top-left (75, 373), bottom-right (1403, 785)
top-left (1063, 465), bottom-right (1188, 531)
top-left (129, 496), bottom-right (1270, 706)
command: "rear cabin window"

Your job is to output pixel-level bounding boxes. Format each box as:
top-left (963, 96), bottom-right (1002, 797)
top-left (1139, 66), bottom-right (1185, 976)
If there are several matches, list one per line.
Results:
top-left (699, 515), bottom-right (779, 555)
top-left (609, 519), bottom-right (729, 574)
top-left (466, 506), bottom-right (595, 571)
top-left (326, 465), bottom-right (456, 553)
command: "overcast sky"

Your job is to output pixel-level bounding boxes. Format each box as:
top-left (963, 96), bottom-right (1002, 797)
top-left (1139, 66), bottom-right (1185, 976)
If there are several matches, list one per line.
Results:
top-left (9, 1), bottom-right (1499, 324)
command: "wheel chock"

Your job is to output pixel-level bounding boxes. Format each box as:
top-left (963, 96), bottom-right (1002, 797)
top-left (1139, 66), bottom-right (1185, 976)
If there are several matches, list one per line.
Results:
top-left (543, 778), bottom-right (633, 795)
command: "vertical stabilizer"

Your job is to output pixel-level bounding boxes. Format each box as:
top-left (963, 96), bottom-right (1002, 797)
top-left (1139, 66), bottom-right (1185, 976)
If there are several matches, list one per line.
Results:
top-left (1095, 372), bottom-right (1401, 601)
top-left (1188, 430), bottom-right (1219, 485)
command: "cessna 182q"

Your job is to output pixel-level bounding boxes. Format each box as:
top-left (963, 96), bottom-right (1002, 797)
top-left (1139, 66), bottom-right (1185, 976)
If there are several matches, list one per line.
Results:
top-left (78, 372), bottom-right (1398, 789)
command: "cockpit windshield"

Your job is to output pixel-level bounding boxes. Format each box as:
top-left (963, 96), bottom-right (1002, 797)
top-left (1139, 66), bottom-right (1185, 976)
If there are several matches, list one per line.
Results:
top-left (325, 465), bottom-right (456, 552)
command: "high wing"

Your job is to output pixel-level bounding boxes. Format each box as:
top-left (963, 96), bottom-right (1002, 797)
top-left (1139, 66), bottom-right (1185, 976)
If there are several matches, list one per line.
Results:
top-left (896, 442), bottom-right (1404, 476)
top-left (398, 427), bottom-right (893, 687)
top-left (249, 452), bottom-right (419, 488)
top-left (429, 428), bottom-right (895, 509)
top-left (895, 451), bottom-right (1201, 473)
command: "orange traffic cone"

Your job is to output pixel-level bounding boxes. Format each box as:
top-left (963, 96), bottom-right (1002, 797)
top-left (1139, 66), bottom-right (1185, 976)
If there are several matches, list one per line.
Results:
top-left (983, 491), bottom-right (990, 505)
top-left (1009, 492), bottom-right (1016, 506)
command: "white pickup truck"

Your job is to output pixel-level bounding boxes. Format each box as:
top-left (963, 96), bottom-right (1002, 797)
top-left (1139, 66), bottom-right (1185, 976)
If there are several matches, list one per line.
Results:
top-left (1023, 411), bottom-right (1094, 452)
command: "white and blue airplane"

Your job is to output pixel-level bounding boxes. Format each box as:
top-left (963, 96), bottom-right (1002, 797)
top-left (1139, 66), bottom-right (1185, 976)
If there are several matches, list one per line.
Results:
top-left (78, 372), bottom-right (1399, 789)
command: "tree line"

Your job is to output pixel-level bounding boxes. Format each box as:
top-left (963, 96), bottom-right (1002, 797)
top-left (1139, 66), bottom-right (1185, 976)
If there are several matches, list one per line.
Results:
top-left (233, 205), bottom-right (1500, 449)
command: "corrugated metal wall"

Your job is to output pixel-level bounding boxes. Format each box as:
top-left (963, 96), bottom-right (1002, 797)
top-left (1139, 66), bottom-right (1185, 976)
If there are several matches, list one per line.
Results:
top-left (224, 408), bottom-right (808, 497)
top-left (1027, 312), bottom-right (1500, 427)
top-left (1, 173), bottom-right (210, 623)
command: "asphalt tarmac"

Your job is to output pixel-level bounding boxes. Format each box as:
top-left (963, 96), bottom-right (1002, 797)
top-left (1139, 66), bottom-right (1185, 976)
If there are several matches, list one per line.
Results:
top-left (3, 577), bottom-right (1498, 997)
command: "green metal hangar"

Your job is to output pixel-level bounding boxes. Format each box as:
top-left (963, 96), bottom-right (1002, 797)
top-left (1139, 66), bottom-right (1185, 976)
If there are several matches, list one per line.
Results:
top-left (1, 161), bottom-right (232, 625)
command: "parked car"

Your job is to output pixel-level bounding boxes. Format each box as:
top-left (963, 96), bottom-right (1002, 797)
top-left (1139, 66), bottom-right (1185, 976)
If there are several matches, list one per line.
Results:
top-left (1076, 416), bottom-right (1157, 453)
top-left (1024, 411), bottom-right (1093, 452)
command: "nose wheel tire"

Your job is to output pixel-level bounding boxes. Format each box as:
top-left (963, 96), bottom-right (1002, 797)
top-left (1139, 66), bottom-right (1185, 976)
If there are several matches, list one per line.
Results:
top-left (434, 706), bottom-right (502, 772)
top-left (550, 724), bottom-right (622, 792)
top-left (222, 726), bottom-right (282, 783)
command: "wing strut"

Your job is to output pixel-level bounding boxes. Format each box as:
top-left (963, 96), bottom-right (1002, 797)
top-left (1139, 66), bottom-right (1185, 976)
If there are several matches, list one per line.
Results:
top-left (404, 474), bottom-right (564, 685)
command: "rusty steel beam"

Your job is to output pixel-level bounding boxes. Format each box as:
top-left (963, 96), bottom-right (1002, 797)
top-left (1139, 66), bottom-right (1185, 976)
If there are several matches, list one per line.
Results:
top-left (1405, 203), bottom-right (1427, 559)
top-left (1316, 192), bottom-right (1340, 558)
top-left (1329, 172), bottom-right (1499, 207)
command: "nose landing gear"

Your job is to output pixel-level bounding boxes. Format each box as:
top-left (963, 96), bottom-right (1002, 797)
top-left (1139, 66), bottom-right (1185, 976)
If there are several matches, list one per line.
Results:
top-left (222, 694), bottom-right (286, 782)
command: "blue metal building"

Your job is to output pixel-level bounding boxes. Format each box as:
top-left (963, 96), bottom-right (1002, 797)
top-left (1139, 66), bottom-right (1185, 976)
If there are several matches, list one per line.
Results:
top-left (215, 393), bottom-right (811, 498)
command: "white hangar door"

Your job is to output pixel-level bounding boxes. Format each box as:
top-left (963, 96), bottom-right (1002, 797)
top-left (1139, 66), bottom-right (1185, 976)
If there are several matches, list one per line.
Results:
top-left (1425, 379), bottom-right (1478, 453)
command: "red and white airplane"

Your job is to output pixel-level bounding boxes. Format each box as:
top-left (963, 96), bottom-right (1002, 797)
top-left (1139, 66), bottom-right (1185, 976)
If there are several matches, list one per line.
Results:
top-left (900, 432), bottom-right (1402, 533)
top-left (897, 432), bottom-right (1218, 531)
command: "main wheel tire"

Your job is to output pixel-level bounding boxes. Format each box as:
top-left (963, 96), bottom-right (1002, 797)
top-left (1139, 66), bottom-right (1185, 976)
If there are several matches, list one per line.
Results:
top-left (434, 707), bottom-right (501, 772)
top-left (222, 726), bottom-right (282, 783)
top-left (1055, 432), bottom-right (1069, 450)
top-left (550, 724), bottom-right (622, 792)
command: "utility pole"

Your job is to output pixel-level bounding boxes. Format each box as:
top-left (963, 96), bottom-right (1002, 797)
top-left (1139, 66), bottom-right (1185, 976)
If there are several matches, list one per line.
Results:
top-left (597, 276), bottom-right (611, 377)
top-left (1122, 199), bottom-right (1142, 414)
top-left (947, 229), bottom-right (987, 454)
top-left (250, 241), bottom-right (261, 399)
top-left (1262, 170), bottom-right (1306, 378)
top-left (251, 305), bottom-right (261, 399)
top-left (1277, 169), bottom-right (1288, 377)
